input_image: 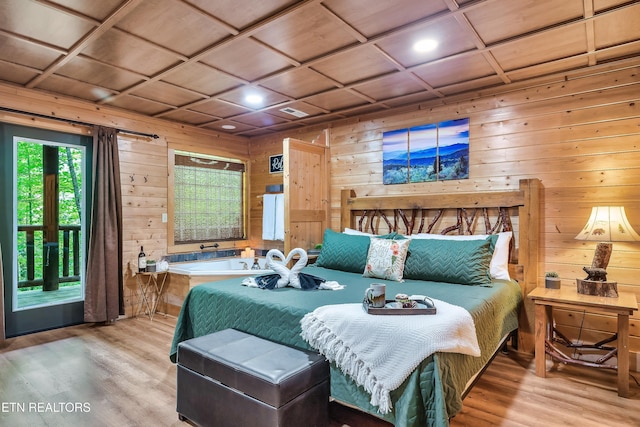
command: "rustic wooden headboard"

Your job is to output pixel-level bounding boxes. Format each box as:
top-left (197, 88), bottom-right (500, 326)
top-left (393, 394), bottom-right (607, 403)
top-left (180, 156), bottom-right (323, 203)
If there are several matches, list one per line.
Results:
top-left (340, 178), bottom-right (541, 353)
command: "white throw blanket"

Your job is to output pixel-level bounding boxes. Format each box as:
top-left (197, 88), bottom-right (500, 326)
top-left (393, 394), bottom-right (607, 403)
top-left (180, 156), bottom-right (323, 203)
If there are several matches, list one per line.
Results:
top-left (300, 300), bottom-right (480, 414)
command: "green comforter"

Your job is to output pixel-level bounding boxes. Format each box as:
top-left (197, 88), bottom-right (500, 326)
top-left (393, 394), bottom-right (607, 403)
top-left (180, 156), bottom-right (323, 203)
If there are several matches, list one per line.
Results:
top-left (169, 266), bottom-right (521, 427)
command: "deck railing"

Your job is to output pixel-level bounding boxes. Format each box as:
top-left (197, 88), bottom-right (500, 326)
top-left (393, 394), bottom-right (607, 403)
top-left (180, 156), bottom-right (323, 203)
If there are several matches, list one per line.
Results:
top-left (17, 224), bottom-right (81, 289)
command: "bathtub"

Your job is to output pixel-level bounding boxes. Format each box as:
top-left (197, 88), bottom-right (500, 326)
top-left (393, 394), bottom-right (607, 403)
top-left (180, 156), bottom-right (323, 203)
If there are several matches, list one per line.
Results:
top-left (165, 257), bottom-right (273, 316)
top-left (169, 257), bottom-right (272, 276)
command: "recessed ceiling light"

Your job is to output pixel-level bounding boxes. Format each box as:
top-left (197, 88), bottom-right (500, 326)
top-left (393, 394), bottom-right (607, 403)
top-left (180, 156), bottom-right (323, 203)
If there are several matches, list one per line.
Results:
top-left (413, 39), bottom-right (438, 53)
top-left (221, 124), bottom-right (236, 130)
top-left (245, 94), bottom-right (263, 104)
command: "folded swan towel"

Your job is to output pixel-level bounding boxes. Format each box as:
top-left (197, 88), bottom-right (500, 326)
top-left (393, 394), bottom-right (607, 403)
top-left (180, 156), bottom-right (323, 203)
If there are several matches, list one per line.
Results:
top-left (300, 300), bottom-right (480, 414)
top-left (242, 248), bottom-right (344, 290)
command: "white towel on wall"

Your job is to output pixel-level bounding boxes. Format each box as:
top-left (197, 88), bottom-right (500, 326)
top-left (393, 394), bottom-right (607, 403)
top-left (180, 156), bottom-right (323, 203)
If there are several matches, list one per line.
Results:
top-left (262, 193), bottom-right (285, 241)
top-left (262, 194), bottom-right (276, 240)
top-left (274, 193), bottom-right (285, 241)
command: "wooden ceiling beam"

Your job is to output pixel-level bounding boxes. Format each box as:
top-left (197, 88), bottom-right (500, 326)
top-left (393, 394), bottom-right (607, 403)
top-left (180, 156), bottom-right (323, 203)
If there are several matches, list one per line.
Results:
top-left (248, 38), bottom-right (301, 67)
top-left (33, 0), bottom-right (101, 25)
top-left (162, 24), bottom-right (633, 133)
top-left (26, 0), bottom-right (146, 89)
top-left (100, 0), bottom-right (323, 104)
top-left (178, 0), bottom-right (240, 36)
top-left (213, 53), bottom-right (640, 135)
top-left (318, 3), bottom-right (368, 44)
top-left (0, 27), bottom-right (67, 55)
top-left (9, 0), bottom-right (635, 136)
top-left (443, 0), bottom-right (511, 84)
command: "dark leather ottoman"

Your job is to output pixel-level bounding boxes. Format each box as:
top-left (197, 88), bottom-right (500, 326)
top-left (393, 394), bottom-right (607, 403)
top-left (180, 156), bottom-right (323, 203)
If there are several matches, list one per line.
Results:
top-left (176, 329), bottom-right (329, 427)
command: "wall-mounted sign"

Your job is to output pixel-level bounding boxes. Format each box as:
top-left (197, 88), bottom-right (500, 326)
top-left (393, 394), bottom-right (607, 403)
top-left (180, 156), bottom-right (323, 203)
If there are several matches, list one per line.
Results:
top-left (269, 154), bottom-right (284, 174)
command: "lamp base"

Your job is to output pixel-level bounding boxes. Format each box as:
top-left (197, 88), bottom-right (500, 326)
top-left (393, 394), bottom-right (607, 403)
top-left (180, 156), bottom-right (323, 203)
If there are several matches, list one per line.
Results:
top-left (591, 242), bottom-right (612, 269)
top-left (576, 278), bottom-right (618, 297)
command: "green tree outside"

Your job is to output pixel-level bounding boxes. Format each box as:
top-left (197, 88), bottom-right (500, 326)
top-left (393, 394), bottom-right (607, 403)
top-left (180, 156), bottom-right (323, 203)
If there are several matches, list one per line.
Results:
top-left (16, 141), bottom-right (83, 291)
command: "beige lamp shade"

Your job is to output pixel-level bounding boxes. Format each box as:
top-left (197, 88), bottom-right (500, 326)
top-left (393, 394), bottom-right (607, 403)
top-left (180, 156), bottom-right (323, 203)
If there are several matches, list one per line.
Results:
top-left (575, 206), bottom-right (640, 242)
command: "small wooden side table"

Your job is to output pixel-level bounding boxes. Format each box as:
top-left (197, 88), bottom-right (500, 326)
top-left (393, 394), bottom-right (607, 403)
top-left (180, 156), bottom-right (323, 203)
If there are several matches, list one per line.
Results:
top-left (135, 271), bottom-right (168, 321)
top-left (528, 286), bottom-right (637, 397)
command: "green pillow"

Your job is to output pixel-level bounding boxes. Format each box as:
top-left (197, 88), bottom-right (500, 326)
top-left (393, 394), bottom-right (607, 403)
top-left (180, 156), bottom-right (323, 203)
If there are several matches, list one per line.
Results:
top-left (316, 229), bottom-right (371, 273)
top-left (403, 238), bottom-right (493, 285)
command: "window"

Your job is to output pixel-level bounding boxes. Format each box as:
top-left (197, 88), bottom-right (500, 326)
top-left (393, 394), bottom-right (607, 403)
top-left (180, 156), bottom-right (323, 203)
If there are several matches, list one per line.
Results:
top-left (171, 150), bottom-right (246, 245)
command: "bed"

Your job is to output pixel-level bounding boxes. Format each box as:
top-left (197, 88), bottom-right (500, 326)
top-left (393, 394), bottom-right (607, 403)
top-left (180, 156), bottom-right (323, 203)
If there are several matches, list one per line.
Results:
top-left (169, 178), bottom-right (540, 427)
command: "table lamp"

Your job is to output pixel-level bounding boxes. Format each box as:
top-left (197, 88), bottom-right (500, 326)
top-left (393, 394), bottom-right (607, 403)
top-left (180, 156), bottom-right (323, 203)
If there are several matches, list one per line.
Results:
top-left (574, 206), bottom-right (640, 296)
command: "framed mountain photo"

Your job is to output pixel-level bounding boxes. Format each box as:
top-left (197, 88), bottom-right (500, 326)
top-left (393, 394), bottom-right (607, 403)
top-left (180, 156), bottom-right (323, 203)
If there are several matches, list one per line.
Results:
top-left (383, 118), bottom-right (469, 184)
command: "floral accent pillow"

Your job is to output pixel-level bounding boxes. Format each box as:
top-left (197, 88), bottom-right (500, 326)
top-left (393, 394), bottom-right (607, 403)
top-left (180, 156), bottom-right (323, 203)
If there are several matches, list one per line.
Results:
top-left (363, 237), bottom-right (410, 281)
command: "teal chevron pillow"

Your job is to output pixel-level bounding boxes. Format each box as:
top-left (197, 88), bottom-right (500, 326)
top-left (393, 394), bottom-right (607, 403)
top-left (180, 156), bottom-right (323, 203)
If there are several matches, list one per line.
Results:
top-left (316, 229), bottom-right (371, 273)
top-left (316, 229), bottom-right (405, 273)
top-left (403, 238), bottom-right (493, 285)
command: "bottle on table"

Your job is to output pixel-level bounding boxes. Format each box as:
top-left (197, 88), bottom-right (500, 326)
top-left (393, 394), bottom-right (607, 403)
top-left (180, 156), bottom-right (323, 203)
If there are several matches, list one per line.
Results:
top-left (138, 246), bottom-right (146, 272)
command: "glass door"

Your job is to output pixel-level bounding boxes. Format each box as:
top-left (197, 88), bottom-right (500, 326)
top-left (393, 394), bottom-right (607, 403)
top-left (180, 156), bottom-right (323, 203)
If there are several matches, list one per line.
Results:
top-left (1, 123), bottom-right (91, 337)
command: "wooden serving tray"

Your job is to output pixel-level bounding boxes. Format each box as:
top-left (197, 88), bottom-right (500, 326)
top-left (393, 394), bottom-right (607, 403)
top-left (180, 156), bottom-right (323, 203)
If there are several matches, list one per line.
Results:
top-left (363, 298), bottom-right (436, 315)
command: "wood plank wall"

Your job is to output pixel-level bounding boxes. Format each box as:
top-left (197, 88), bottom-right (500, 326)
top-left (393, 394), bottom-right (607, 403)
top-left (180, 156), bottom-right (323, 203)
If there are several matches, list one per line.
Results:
top-left (250, 59), bottom-right (640, 367)
top-left (121, 133), bottom-right (250, 317)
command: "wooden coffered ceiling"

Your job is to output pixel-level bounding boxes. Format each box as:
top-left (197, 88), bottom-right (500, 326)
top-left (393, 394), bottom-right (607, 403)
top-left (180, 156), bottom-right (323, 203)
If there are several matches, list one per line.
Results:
top-left (1, 0), bottom-right (639, 137)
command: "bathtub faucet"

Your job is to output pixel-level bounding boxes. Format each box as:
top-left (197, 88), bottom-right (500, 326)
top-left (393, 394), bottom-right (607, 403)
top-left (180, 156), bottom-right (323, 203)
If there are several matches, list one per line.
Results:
top-left (200, 243), bottom-right (219, 250)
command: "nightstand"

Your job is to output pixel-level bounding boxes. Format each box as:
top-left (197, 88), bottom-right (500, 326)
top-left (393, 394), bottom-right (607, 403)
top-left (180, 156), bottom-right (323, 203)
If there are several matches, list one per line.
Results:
top-left (528, 286), bottom-right (637, 397)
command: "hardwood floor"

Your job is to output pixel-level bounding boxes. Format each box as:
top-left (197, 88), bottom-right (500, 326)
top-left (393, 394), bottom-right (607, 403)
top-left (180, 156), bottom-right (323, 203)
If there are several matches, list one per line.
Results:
top-left (1, 316), bottom-right (638, 427)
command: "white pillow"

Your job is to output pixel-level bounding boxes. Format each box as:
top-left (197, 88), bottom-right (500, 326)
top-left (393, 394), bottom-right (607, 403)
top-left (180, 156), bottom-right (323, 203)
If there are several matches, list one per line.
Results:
top-left (343, 227), bottom-right (374, 236)
top-left (411, 231), bottom-right (512, 281)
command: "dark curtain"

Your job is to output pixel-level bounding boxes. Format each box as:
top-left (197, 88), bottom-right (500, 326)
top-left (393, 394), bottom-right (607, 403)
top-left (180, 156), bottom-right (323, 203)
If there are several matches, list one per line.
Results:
top-left (84, 126), bottom-right (123, 322)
